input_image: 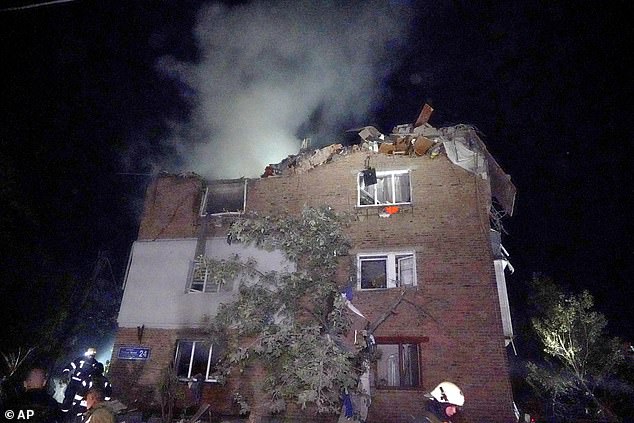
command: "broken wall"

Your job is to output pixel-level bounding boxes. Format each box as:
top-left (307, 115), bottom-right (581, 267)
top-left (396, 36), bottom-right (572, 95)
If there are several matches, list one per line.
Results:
top-left (114, 148), bottom-right (515, 423)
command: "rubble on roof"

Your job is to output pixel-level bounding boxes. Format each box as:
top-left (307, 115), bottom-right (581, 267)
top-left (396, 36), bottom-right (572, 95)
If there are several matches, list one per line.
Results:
top-left (438, 125), bottom-right (516, 215)
top-left (261, 143), bottom-right (345, 177)
top-left (260, 103), bottom-right (515, 215)
top-left (295, 143), bottom-right (343, 173)
top-left (414, 103), bottom-right (434, 127)
top-left (441, 125), bottom-right (487, 177)
top-left (355, 126), bottom-right (385, 143)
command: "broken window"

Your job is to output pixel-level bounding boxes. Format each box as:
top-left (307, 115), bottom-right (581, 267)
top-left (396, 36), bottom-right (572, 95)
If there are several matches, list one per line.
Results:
top-left (357, 170), bottom-right (411, 207)
top-left (174, 340), bottom-right (218, 382)
top-left (375, 342), bottom-right (420, 388)
top-left (357, 252), bottom-right (416, 290)
top-left (200, 180), bottom-right (246, 216)
top-left (189, 258), bottom-right (234, 293)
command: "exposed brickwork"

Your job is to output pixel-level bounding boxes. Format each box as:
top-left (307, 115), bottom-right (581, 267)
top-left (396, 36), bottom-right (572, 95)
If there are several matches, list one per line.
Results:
top-left (111, 150), bottom-right (515, 422)
top-left (137, 173), bottom-right (204, 240)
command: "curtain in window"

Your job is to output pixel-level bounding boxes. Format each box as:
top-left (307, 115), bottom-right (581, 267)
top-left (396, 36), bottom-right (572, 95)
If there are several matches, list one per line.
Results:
top-left (376, 343), bottom-right (420, 388)
top-left (393, 173), bottom-right (411, 203)
top-left (375, 175), bottom-right (390, 204)
top-left (377, 344), bottom-right (400, 387)
top-left (401, 344), bottom-right (419, 387)
top-left (397, 255), bottom-right (414, 286)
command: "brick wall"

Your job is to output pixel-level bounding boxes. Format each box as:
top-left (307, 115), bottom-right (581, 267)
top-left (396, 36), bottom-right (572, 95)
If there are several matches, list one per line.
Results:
top-left (137, 173), bottom-right (203, 240)
top-left (112, 150), bottom-right (515, 422)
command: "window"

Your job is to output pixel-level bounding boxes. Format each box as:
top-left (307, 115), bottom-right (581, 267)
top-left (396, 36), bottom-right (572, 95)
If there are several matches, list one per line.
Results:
top-left (357, 252), bottom-right (416, 290)
top-left (189, 258), bottom-right (234, 293)
top-left (175, 340), bottom-right (217, 381)
top-left (375, 342), bottom-right (420, 388)
top-left (358, 170), bottom-right (411, 207)
top-left (200, 180), bottom-right (246, 216)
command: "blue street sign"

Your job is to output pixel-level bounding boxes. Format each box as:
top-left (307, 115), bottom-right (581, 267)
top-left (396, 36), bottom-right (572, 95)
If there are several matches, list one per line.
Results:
top-left (117, 347), bottom-right (151, 360)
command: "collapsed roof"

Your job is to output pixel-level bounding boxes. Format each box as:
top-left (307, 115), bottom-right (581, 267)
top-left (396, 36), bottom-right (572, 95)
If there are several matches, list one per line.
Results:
top-left (262, 104), bottom-right (516, 216)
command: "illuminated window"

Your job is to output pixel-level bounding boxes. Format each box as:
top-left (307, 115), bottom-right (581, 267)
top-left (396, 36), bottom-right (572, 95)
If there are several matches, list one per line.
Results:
top-left (375, 342), bottom-right (420, 388)
top-left (357, 252), bottom-right (416, 290)
top-left (358, 170), bottom-right (411, 207)
top-left (174, 340), bottom-right (218, 382)
top-left (200, 179), bottom-right (246, 216)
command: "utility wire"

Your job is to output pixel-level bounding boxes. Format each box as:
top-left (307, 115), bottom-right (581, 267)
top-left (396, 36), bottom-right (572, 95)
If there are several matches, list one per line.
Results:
top-left (0, 0), bottom-right (79, 12)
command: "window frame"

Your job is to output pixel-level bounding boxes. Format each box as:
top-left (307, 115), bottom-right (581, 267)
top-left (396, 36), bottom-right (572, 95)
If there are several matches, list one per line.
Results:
top-left (199, 180), bottom-right (247, 217)
top-left (374, 340), bottom-right (421, 389)
top-left (357, 169), bottom-right (412, 207)
top-left (188, 258), bottom-right (233, 294)
top-left (357, 252), bottom-right (417, 290)
top-left (174, 340), bottom-right (217, 382)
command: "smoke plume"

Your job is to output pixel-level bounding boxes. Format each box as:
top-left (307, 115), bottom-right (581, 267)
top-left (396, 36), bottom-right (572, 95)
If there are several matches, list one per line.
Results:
top-left (158, 0), bottom-right (411, 179)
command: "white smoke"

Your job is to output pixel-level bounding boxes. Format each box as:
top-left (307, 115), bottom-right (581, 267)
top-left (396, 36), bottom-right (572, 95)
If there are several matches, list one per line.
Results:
top-left (158, 0), bottom-right (412, 179)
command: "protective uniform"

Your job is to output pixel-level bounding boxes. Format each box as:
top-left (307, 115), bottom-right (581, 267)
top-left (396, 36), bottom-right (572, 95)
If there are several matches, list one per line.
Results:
top-left (61, 348), bottom-right (98, 419)
top-left (73, 363), bottom-right (112, 418)
top-left (417, 381), bottom-right (464, 423)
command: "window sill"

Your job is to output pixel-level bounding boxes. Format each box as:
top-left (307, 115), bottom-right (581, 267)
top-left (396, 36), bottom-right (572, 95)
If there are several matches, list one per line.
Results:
top-left (355, 203), bottom-right (412, 208)
top-left (374, 386), bottom-right (423, 391)
top-left (200, 211), bottom-right (244, 217)
top-left (358, 285), bottom-right (417, 291)
top-left (178, 378), bottom-right (220, 384)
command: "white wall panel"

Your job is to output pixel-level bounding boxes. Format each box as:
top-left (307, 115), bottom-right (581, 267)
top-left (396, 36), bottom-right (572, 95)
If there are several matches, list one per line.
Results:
top-left (117, 238), bottom-right (292, 328)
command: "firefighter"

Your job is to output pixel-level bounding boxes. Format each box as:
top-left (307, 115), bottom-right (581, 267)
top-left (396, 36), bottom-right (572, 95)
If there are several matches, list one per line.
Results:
top-left (61, 348), bottom-right (98, 421)
top-left (417, 381), bottom-right (465, 423)
top-left (73, 362), bottom-right (112, 418)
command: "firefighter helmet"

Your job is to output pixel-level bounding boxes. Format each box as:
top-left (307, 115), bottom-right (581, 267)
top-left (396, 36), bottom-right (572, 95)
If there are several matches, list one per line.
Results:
top-left (429, 381), bottom-right (465, 406)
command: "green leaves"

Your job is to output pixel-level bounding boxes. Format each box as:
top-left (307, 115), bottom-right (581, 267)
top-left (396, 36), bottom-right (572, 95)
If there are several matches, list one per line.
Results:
top-left (532, 290), bottom-right (610, 378)
top-left (204, 207), bottom-right (359, 415)
top-left (526, 277), bottom-right (625, 421)
top-left (227, 206), bottom-right (350, 276)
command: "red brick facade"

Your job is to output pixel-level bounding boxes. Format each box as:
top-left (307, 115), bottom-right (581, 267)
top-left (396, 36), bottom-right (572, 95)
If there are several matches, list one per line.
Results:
top-left (110, 149), bottom-right (516, 422)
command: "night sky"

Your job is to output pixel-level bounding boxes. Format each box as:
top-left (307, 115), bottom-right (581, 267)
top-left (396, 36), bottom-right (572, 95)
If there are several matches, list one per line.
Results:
top-left (1, 0), bottom-right (632, 359)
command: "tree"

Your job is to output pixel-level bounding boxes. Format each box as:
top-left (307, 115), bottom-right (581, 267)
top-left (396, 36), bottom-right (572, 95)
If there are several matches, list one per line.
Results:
top-left (158, 362), bottom-right (184, 423)
top-left (0, 347), bottom-right (35, 406)
top-left (526, 277), bottom-right (625, 422)
top-left (0, 252), bottom-right (121, 387)
top-left (199, 207), bottom-right (362, 421)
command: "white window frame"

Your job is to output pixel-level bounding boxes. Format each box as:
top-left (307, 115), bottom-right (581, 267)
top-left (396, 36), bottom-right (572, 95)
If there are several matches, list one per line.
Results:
top-left (174, 340), bottom-right (217, 382)
top-left (357, 169), bottom-right (412, 207)
top-left (357, 252), bottom-right (416, 290)
top-left (188, 258), bottom-right (233, 294)
top-left (200, 180), bottom-right (247, 216)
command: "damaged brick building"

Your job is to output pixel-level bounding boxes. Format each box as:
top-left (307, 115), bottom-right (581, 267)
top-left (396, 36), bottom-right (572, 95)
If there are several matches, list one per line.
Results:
top-left (110, 109), bottom-right (517, 422)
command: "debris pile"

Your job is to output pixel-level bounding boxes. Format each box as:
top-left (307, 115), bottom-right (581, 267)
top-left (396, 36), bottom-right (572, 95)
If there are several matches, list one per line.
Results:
top-left (260, 104), bottom-right (515, 216)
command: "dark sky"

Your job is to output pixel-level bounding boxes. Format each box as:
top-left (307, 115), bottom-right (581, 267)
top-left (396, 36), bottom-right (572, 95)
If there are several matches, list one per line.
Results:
top-left (1, 0), bottom-right (632, 355)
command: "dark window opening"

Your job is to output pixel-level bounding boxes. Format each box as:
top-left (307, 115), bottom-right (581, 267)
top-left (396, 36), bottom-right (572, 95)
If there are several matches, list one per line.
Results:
top-left (174, 340), bottom-right (218, 381)
top-left (360, 257), bottom-right (387, 289)
top-left (202, 180), bottom-right (246, 215)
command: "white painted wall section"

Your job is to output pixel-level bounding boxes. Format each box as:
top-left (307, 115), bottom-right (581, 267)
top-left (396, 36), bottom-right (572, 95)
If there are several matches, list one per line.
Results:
top-left (494, 259), bottom-right (513, 346)
top-left (117, 238), bottom-right (293, 329)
